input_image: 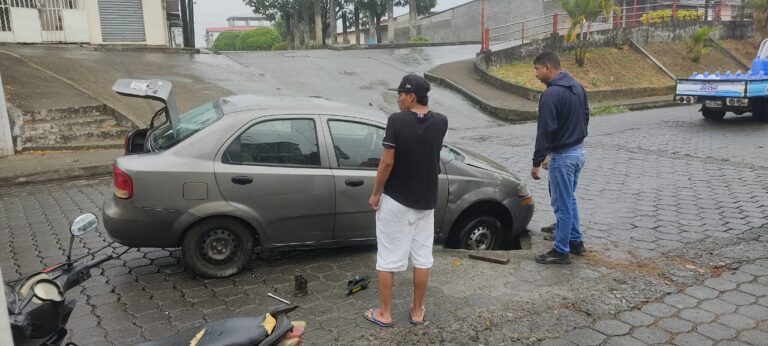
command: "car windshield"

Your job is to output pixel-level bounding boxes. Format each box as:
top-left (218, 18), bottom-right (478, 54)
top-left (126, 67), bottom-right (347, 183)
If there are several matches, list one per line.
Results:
top-left (150, 101), bottom-right (222, 150)
top-left (441, 145), bottom-right (465, 162)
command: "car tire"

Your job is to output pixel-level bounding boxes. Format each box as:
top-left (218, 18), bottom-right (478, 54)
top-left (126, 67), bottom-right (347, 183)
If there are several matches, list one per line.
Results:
top-left (182, 218), bottom-right (254, 278)
top-left (454, 215), bottom-right (502, 251)
top-left (753, 101), bottom-right (768, 122)
top-left (701, 108), bottom-right (726, 120)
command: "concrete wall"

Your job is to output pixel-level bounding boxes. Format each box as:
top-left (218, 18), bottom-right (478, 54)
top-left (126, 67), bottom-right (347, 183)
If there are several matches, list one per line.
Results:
top-left (391, 0), bottom-right (559, 43)
top-left (9, 8), bottom-right (42, 43)
top-left (485, 21), bottom-right (755, 67)
top-left (142, 0), bottom-right (168, 45)
top-left (63, 9), bottom-right (90, 42)
top-left (0, 70), bottom-right (14, 157)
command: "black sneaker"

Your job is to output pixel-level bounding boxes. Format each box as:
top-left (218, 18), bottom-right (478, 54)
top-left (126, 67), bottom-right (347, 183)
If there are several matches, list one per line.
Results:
top-left (535, 250), bottom-right (571, 264)
top-left (570, 241), bottom-right (586, 256)
top-left (541, 223), bottom-right (556, 233)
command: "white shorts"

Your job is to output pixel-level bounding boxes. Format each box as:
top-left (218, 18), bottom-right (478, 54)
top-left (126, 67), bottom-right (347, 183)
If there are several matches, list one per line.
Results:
top-left (375, 194), bottom-right (435, 272)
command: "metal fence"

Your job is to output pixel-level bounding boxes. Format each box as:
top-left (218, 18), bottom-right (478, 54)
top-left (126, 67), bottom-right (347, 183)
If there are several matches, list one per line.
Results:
top-left (483, 1), bottom-right (752, 51)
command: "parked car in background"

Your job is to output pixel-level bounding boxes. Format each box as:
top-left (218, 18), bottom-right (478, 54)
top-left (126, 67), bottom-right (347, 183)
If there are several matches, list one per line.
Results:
top-left (103, 93), bottom-right (534, 277)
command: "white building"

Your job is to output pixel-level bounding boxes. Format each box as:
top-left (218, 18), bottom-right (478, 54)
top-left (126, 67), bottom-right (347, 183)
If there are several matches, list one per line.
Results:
top-left (0, 0), bottom-right (169, 45)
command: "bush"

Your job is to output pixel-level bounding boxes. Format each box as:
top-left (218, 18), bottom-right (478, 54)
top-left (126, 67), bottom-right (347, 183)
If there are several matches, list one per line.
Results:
top-left (641, 9), bottom-right (701, 24)
top-left (301, 41), bottom-right (323, 49)
top-left (211, 31), bottom-right (242, 51)
top-left (410, 35), bottom-right (430, 43)
top-left (236, 27), bottom-right (282, 51)
top-left (271, 42), bottom-right (289, 50)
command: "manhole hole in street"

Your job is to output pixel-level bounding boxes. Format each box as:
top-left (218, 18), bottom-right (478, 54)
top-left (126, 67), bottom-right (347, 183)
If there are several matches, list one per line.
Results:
top-left (501, 231), bottom-right (531, 250)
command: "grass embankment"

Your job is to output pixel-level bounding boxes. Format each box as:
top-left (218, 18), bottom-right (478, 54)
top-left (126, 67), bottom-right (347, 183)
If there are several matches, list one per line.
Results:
top-left (488, 47), bottom-right (674, 92)
top-left (644, 42), bottom-right (746, 77)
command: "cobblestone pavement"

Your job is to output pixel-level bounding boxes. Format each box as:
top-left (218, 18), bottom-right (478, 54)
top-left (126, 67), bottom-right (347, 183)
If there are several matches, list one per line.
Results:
top-left (1, 105), bottom-right (767, 345)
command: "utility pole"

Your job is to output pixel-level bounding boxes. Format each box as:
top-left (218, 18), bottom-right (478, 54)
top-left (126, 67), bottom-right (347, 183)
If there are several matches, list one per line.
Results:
top-left (188, 0), bottom-right (196, 47)
top-left (180, 0), bottom-right (189, 47)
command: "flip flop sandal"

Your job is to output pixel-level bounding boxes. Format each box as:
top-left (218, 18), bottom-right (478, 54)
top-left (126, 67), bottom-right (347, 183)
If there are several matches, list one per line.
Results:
top-left (363, 308), bottom-right (393, 328)
top-left (409, 305), bottom-right (427, 325)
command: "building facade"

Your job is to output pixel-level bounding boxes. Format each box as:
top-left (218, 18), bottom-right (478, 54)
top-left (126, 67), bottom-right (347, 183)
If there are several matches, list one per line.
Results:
top-left (0, 0), bottom-right (169, 45)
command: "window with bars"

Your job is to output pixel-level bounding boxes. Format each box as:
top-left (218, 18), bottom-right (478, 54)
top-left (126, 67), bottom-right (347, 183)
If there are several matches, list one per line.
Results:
top-left (10, 0), bottom-right (36, 8)
top-left (0, 0), bottom-right (10, 32)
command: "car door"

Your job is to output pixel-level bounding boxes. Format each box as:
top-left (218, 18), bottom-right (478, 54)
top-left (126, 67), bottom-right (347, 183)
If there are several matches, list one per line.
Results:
top-left (323, 118), bottom-right (382, 241)
top-left (214, 115), bottom-right (335, 246)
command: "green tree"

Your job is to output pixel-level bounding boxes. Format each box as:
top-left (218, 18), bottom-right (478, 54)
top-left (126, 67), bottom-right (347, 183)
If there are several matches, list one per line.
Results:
top-left (748, 0), bottom-right (768, 37)
top-left (687, 26), bottom-right (715, 63)
top-left (396, 0), bottom-right (437, 40)
top-left (237, 27), bottom-right (283, 50)
top-left (244, 0), bottom-right (297, 47)
top-left (559, 0), bottom-right (615, 67)
top-left (212, 31), bottom-right (242, 51)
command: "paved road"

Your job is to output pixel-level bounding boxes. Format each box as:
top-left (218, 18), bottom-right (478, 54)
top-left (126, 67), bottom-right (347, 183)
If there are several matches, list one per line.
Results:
top-left (1, 45), bottom-right (504, 131)
top-left (2, 102), bottom-right (767, 345)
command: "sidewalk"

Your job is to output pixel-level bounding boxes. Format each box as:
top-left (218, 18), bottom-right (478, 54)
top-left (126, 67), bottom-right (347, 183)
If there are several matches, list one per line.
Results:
top-left (427, 59), bottom-right (682, 121)
top-left (0, 149), bottom-right (120, 187)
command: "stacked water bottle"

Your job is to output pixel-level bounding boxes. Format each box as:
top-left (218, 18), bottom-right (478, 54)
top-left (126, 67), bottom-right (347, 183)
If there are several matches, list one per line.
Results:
top-left (689, 56), bottom-right (768, 80)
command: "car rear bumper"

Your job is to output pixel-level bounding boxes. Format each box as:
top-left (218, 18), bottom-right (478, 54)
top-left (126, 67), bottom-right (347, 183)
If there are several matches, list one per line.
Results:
top-left (103, 197), bottom-right (187, 248)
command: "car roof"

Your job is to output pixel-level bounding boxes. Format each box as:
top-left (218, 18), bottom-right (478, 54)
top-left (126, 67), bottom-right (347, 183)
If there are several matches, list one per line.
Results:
top-left (218, 94), bottom-right (387, 122)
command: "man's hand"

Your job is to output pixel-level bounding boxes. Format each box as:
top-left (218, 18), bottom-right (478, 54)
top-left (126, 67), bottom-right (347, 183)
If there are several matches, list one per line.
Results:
top-left (541, 156), bottom-right (549, 170)
top-left (369, 193), bottom-right (381, 210)
top-left (531, 166), bottom-right (541, 180)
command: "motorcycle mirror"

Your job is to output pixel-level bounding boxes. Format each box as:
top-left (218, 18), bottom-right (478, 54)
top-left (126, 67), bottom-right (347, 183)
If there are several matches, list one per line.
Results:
top-left (70, 213), bottom-right (98, 236)
top-left (31, 279), bottom-right (64, 303)
top-left (67, 213), bottom-right (99, 263)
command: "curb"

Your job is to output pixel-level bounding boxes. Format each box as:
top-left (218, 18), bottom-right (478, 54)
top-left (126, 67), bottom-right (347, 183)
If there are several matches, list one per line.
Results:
top-left (424, 72), bottom-right (538, 122)
top-left (90, 45), bottom-right (200, 54)
top-left (0, 162), bottom-right (112, 187)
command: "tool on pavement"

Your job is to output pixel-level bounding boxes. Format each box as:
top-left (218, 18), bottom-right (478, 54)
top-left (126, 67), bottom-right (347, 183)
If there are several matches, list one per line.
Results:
top-left (469, 253), bottom-right (510, 265)
top-left (346, 275), bottom-right (370, 295)
top-left (267, 292), bottom-right (292, 305)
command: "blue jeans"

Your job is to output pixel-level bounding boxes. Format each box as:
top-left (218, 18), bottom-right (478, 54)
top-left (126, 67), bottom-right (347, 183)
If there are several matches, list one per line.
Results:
top-left (548, 146), bottom-right (586, 254)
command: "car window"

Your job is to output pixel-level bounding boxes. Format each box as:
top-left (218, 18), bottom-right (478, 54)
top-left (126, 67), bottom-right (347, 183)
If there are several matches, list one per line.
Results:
top-left (225, 119), bottom-right (321, 166)
top-left (151, 101), bottom-right (222, 151)
top-left (328, 120), bottom-right (384, 169)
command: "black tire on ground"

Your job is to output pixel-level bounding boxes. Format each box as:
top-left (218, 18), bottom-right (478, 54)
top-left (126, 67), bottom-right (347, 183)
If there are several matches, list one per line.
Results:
top-left (452, 215), bottom-right (502, 251)
top-left (753, 101), bottom-right (768, 122)
top-left (182, 218), bottom-right (254, 278)
top-left (702, 108), bottom-right (726, 120)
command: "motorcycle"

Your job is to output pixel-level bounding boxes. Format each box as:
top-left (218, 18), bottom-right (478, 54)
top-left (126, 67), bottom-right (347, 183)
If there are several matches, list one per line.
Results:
top-left (5, 213), bottom-right (305, 346)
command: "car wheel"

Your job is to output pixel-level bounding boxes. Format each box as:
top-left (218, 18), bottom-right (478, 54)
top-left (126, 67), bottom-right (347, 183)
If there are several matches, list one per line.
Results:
top-left (182, 218), bottom-right (254, 278)
top-left (702, 108), bottom-right (726, 120)
top-left (753, 101), bottom-right (768, 122)
top-left (455, 215), bottom-right (501, 251)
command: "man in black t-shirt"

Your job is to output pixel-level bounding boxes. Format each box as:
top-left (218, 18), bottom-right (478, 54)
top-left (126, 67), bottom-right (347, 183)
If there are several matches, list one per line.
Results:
top-left (363, 74), bottom-right (448, 327)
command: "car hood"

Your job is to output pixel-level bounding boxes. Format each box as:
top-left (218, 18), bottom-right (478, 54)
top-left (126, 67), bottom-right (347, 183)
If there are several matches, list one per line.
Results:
top-left (447, 145), bottom-right (518, 178)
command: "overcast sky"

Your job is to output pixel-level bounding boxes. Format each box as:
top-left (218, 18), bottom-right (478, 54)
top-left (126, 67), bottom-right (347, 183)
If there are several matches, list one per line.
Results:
top-left (192, 0), bottom-right (471, 47)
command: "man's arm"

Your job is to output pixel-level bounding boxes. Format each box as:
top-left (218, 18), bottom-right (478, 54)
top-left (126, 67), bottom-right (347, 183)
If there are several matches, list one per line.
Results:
top-left (369, 148), bottom-right (395, 210)
top-left (532, 96), bottom-right (557, 168)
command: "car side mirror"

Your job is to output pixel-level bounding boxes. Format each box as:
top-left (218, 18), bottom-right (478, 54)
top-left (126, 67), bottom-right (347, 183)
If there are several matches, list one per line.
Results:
top-left (67, 213), bottom-right (99, 263)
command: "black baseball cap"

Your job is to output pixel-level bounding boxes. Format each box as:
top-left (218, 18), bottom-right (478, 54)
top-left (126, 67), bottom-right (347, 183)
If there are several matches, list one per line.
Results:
top-left (389, 74), bottom-right (431, 96)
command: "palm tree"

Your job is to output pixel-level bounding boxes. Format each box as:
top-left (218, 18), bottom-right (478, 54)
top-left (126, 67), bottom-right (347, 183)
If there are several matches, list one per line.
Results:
top-left (559, 0), bottom-right (616, 67)
top-left (687, 26), bottom-right (715, 63)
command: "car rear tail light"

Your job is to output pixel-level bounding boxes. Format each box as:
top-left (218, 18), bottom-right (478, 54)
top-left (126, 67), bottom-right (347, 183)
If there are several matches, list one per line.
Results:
top-left (113, 165), bottom-right (133, 199)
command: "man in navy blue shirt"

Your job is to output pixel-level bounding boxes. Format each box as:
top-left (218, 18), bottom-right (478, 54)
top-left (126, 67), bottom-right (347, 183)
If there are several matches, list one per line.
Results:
top-left (530, 51), bottom-right (589, 265)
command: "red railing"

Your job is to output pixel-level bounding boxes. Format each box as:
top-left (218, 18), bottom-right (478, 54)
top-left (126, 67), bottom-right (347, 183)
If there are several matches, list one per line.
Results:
top-left (480, 1), bottom-right (748, 52)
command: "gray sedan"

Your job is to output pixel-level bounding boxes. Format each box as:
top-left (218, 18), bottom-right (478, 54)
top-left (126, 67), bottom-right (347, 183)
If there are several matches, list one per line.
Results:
top-left (103, 95), bottom-right (534, 277)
